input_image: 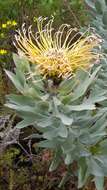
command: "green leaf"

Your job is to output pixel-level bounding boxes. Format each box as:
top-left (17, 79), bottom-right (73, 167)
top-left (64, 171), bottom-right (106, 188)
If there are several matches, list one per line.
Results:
top-left (37, 139), bottom-right (57, 149)
top-left (105, 0), bottom-right (107, 5)
top-left (58, 77), bottom-right (77, 96)
top-left (67, 103), bottom-right (95, 111)
top-left (95, 0), bottom-right (104, 14)
top-left (43, 127), bottom-right (58, 139)
top-left (49, 149), bottom-right (61, 171)
top-left (24, 133), bottom-right (43, 140)
top-left (103, 10), bottom-right (107, 25)
top-left (15, 117), bottom-right (36, 128)
top-left (94, 176), bottom-right (104, 190)
top-left (58, 123), bottom-right (68, 138)
top-left (5, 103), bottom-right (36, 112)
top-left (70, 66), bottom-right (101, 102)
top-left (91, 131), bottom-right (106, 139)
top-left (62, 137), bottom-right (74, 154)
top-left (65, 153), bottom-right (74, 165)
top-left (100, 139), bottom-right (107, 155)
top-left (89, 114), bottom-right (107, 133)
top-left (5, 70), bottom-right (24, 92)
top-left (86, 94), bottom-right (107, 104)
top-left (95, 155), bottom-right (107, 175)
top-left (43, 119), bottom-right (68, 139)
top-left (25, 87), bottom-right (43, 99)
top-left (78, 158), bottom-right (89, 188)
top-left (87, 157), bottom-right (104, 177)
top-left (37, 118), bottom-right (52, 128)
top-left (6, 94), bottom-right (36, 106)
top-left (15, 69), bottom-right (26, 87)
top-left (13, 53), bottom-right (30, 72)
top-left (57, 113), bottom-right (73, 125)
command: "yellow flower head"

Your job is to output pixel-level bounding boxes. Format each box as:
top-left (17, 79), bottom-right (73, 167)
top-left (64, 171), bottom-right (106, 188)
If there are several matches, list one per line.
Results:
top-left (2, 23), bottom-right (7, 28)
top-left (0, 32), bottom-right (5, 38)
top-left (6, 20), bottom-right (17, 27)
top-left (6, 20), bottom-right (12, 25)
top-left (15, 17), bottom-right (101, 79)
top-left (0, 49), bottom-right (7, 55)
top-left (11, 20), bottom-right (17, 26)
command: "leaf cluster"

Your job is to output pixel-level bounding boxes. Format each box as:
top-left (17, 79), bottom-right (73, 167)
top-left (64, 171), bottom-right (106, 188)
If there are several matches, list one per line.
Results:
top-left (5, 52), bottom-right (107, 189)
top-left (84, 0), bottom-right (107, 189)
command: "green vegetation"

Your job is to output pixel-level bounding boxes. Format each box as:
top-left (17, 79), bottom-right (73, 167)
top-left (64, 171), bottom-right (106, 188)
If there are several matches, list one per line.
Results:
top-left (2, 0), bottom-right (107, 190)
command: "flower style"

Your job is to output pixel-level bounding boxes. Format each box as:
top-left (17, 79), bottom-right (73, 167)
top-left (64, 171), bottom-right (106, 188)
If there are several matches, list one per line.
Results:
top-left (15, 17), bottom-right (100, 79)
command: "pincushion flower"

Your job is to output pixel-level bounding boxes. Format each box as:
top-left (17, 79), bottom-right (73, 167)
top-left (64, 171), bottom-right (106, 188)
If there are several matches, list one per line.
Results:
top-left (15, 17), bottom-right (100, 79)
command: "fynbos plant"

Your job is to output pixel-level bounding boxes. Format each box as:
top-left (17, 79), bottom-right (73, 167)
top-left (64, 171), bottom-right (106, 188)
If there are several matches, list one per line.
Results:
top-left (5, 18), bottom-right (107, 189)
